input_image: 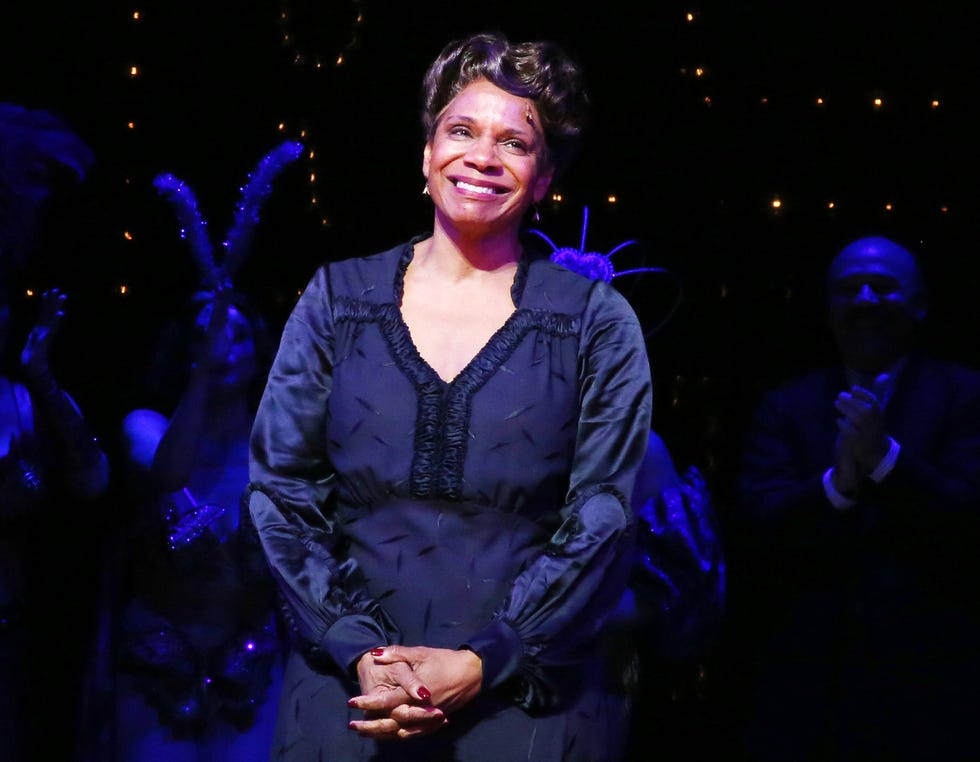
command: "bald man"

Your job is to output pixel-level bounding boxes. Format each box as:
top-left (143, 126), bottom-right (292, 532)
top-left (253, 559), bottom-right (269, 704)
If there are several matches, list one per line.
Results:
top-left (729, 236), bottom-right (980, 762)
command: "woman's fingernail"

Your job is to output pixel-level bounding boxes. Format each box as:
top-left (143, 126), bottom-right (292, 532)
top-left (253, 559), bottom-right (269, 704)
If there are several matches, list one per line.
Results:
top-left (370, 648), bottom-right (384, 657)
top-left (347, 698), bottom-right (357, 707)
top-left (418, 686), bottom-right (431, 701)
top-left (348, 721), bottom-right (357, 730)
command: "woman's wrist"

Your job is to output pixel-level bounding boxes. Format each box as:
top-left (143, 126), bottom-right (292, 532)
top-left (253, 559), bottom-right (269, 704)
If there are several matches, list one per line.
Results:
top-left (23, 375), bottom-right (105, 470)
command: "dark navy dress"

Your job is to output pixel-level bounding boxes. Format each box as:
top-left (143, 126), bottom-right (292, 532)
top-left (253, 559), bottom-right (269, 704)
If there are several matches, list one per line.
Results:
top-left (248, 239), bottom-right (652, 760)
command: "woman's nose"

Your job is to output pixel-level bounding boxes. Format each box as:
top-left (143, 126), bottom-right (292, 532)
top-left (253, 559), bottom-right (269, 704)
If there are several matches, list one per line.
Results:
top-left (465, 135), bottom-right (499, 167)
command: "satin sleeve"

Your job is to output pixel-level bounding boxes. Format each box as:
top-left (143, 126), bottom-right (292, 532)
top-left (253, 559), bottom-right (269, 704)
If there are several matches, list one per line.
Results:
top-left (247, 266), bottom-right (398, 673)
top-left (463, 281), bottom-right (653, 710)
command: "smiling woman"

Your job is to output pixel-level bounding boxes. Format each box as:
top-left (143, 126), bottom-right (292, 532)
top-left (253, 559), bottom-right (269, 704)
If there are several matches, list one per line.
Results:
top-left (245, 31), bottom-right (653, 761)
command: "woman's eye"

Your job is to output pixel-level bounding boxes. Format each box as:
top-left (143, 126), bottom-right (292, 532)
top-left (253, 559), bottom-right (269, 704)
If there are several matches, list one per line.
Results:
top-left (500, 140), bottom-right (529, 155)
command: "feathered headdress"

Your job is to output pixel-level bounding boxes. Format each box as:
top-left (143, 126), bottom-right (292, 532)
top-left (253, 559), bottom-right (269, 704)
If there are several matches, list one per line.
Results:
top-left (529, 206), bottom-right (682, 337)
top-left (152, 140), bottom-right (304, 292)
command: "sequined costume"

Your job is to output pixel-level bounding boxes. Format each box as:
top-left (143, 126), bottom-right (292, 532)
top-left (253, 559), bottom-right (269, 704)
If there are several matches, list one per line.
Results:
top-left (117, 486), bottom-right (282, 738)
top-left (108, 469), bottom-right (284, 762)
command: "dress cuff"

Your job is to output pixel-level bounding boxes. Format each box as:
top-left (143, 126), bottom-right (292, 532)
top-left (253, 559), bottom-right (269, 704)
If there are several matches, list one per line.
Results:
top-left (823, 467), bottom-right (858, 511)
top-left (868, 437), bottom-right (900, 483)
top-left (461, 618), bottom-right (523, 691)
top-left (322, 614), bottom-right (391, 674)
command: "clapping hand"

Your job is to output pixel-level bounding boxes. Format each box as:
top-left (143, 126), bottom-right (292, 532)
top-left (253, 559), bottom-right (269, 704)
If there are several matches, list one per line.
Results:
top-left (191, 290), bottom-right (233, 374)
top-left (833, 379), bottom-right (890, 493)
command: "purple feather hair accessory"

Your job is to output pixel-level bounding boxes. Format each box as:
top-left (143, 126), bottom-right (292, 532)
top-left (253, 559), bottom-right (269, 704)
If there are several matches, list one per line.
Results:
top-left (152, 173), bottom-right (219, 287)
top-left (153, 139), bottom-right (304, 291)
top-left (529, 206), bottom-right (683, 338)
top-left (222, 140), bottom-right (304, 277)
top-left (529, 206), bottom-right (660, 283)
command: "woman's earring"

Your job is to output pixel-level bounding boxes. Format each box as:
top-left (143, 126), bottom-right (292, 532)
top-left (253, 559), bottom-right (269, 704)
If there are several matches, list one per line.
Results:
top-left (422, 184), bottom-right (430, 196)
top-left (532, 204), bottom-right (541, 222)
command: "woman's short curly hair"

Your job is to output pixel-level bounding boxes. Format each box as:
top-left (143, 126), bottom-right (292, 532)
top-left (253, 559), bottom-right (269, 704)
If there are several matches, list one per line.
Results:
top-left (421, 32), bottom-right (590, 180)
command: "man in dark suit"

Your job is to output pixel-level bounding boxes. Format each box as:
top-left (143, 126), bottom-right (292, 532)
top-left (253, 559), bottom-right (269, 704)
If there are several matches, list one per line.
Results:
top-left (730, 236), bottom-right (980, 761)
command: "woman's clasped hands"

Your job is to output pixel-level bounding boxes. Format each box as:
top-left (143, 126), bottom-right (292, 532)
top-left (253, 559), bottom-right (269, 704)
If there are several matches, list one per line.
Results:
top-left (349, 645), bottom-right (483, 740)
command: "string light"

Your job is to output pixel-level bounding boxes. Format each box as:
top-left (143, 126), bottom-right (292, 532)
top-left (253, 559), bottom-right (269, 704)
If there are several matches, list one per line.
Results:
top-left (114, 7), bottom-right (147, 289)
top-left (273, 4), bottom-right (366, 225)
top-left (279, 0), bottom-right (364, 71)
top-left (666, 7), bottom-right (963, 234)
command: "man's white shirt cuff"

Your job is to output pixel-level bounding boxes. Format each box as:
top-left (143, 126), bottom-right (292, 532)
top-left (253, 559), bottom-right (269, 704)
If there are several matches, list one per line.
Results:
top-left (869, 437), bottom-right (901, 483)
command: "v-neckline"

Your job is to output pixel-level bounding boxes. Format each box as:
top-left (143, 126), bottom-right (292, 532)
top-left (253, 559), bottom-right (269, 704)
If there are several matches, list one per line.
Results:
top-left (409, 310), bottom-right (519, 386)
top-left (394, 241), bottom-right (529, 386)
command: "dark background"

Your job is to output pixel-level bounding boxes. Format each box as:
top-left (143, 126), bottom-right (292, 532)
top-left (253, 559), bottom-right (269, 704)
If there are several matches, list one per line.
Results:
top-left (3, 1), bottom-right (979, 756)
top-left (4, 1), bottom-right (979, 481)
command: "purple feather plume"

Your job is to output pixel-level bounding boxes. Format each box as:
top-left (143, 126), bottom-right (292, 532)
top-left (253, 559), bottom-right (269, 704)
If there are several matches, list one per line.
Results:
top-left (152, 172), bottom-right (219, 288)
top-left (222, 140), bottom-right (304, 278)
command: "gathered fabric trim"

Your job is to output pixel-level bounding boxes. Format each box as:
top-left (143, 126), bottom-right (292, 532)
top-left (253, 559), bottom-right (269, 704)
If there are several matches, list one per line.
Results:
top-left (331, 247), bottom-right (581, 502)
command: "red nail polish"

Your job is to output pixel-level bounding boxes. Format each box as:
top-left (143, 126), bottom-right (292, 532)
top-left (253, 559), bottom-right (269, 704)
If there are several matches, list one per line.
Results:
top-left (418, 686), bottom-right (431, 701)
top-left (347, 698), bottom-right (357, 707)
top-left (370, 648), bottom-right (384, 657)
top-left (348, 721), bottom-right (357, 730)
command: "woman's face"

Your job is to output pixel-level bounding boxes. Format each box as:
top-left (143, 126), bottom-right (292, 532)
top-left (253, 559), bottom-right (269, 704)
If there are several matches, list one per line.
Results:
top-left (192, 303), bottom-right (258, 391)
top-left (422, 79), bottom-right (553, 236)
